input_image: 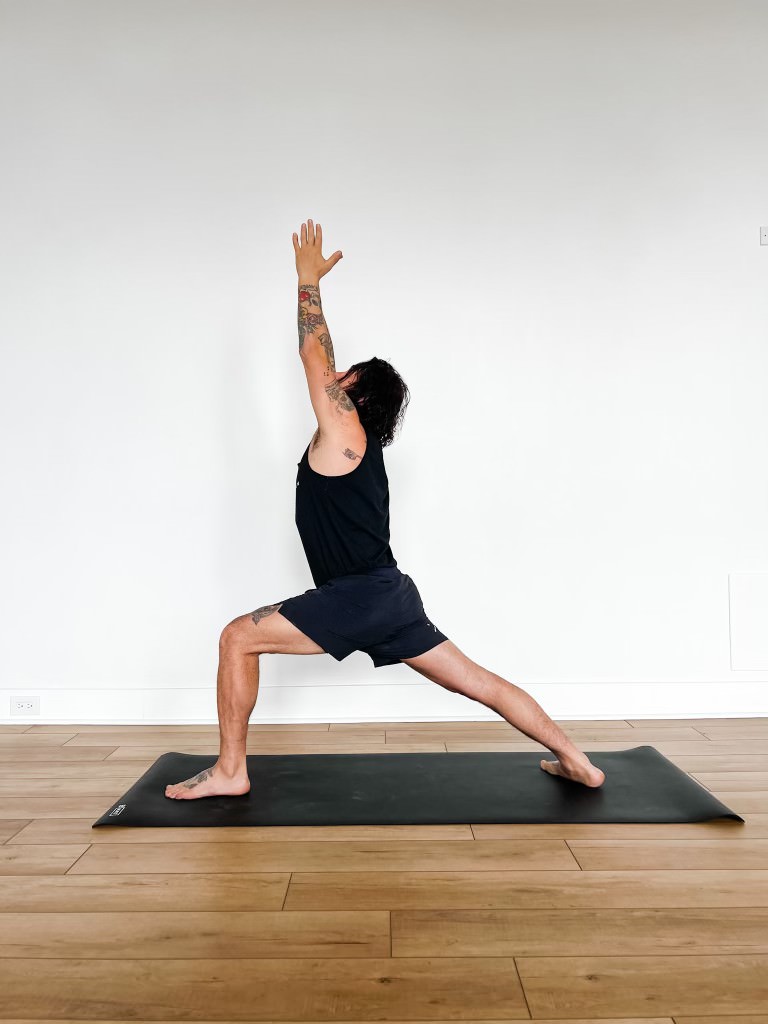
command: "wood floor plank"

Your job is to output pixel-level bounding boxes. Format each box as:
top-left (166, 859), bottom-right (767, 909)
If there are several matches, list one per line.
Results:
top-left (12, 815), bottom-right (757, 847)
top-left (627, 718), bottom-right (768, 729)
top-left (103, 742), bottom-right (449, 758)
top-left (676, 1016), bottom-right (768, 1024)
top-left (64, 730), bottom-right (382, 746)
top-left (333, 721), bottom-right (525, 733)
top-left (68, 838), bottom-right (578, 874)
top-left (0, 872), bottom-right (288, 911)
top-left (0, 956), bottom-right (530, 1020)
top-left (446, 740), bottom-right (766, 754)
top-left (555, 720), bottom-right (638, 728)
top-left (667, 755), bottom-right (768, 772)
top-left (0, 779), bottom-right (145, 797)
top-left (691, 773), bottom-right (768, 791)
top-left (328, 719), bottom-right (637, 730)
top-left (708, 791), bottom-right (768, 813)
top-left (0, 735), bottom-right (77, 747)
top-left (0, 748), bottom-right (117, 763)
top-left (0, 820), bottom-right (30, 843)
top-left (0, 762), bottom-right (156, 779)
top-left (8, 819), bottom-right (474, 845)
top-left (0, 910), bottom-right (390, 958)
top-left (8, 815), bottom-right (760, 847)
top-left (7, 815), bottom-right (765, 847)
top-left (472, 819), bottom-right (760, 839)
top-left (567, 839), bottom-right (768, 870)
top-left (391, 728), bottom-right (706, 743)
top-left (391, 907), bottom-right (768, 956)
top-left (285, 869), bottom-right (768, 910)
top-left (515, 953), bottom-right (768, 1017)
top-left (695, 726), bottom-right (768, 739)
top-left (26, 723), bottom-right (333, 734)
top-left (0, 725), bottom-right (32, 733)
top-left (0, 845), bottom-right (89, 875)
top-left (0, 797), bottom-right (125, 819)
top-left (562, 729), bottom-right (707, 741)
top-left (0, 1020), bottom-right (680, 1024)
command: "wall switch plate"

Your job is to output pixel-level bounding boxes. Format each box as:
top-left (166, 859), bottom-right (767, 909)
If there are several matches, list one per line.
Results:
top-left (10, 697), bottom-right (40, 715)
top-left (761, 227), bottom-right (768, 245)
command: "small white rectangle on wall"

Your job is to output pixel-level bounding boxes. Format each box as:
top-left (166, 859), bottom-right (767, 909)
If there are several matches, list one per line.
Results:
top-left (729, 573), bottom-right (768, 670)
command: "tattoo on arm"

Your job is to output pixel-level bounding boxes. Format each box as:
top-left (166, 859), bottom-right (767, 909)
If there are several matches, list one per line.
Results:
top-left (297, 283), bottom-right (356, 415)
top-left (324, 376), bottom-right (356, 413)
top-left (343, 448), bottom-right (360, 461)
top-left (297, 284), bottom-right (325, 354)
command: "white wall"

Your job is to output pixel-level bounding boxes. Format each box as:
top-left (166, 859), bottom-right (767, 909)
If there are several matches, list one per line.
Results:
top-left (1, 0), bottom-right (766, 723)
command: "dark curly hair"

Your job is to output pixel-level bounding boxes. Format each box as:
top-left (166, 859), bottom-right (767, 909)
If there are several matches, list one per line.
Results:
top-left (338, 357), bottom-right (410, 447)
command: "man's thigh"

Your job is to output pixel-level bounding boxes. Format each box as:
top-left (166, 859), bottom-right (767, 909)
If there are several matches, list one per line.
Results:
top-left (222, 602), bottom-right (327, 656)
top-left (401, 639), bottom-right (493, 701)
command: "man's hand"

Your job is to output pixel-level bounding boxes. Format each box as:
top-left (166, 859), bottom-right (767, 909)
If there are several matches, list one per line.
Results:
top-left (292, 219), bottom-right (343, 283)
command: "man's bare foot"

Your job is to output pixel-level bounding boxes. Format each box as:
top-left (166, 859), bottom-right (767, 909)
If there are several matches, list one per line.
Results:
top-left (540, 752), bottom-right (606, 788)
top-left (165, 761), bottom-right (250, 800)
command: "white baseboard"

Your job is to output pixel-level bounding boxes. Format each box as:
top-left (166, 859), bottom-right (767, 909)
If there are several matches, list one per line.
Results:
top-left (1, 681), bottom-right (767, 725)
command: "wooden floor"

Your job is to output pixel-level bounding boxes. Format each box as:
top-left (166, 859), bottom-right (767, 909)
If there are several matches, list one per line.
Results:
top-left (1, 717), bottom-right (767, 1022)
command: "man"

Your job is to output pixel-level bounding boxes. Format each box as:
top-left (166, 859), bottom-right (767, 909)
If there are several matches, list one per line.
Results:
top-left (165, 219), bottom-right (605, 800)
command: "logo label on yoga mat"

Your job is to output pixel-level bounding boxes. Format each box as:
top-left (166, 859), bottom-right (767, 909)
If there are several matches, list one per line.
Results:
top-left (109, 804), bottom-right (126, 816)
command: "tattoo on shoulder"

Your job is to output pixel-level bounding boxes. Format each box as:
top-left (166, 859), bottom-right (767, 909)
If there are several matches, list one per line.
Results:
top-left (324, 378), bottom-right (356, 413)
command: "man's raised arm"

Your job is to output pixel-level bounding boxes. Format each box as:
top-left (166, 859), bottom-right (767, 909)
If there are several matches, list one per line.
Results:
top-left (292, 219), bottom-right (356, 423)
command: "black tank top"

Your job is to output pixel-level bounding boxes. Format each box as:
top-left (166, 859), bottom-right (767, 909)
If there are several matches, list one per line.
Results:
top-left (294, 427), bottom-right (398, 587)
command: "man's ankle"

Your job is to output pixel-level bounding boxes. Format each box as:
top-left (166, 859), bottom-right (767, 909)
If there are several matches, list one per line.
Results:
top-left (216, 757), bottom-right (248, 778)
top-left (553, 744), bottom-right (587, 767)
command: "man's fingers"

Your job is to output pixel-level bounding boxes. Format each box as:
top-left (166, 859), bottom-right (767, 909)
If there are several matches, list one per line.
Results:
top-left (295, 220), bottom-right (332, 260)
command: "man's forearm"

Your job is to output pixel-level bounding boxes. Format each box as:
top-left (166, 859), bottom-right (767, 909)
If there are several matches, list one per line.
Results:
top-left (297, 279), bottom-right (335, 368)
top-left (297, 279), bottom-right (354, 415)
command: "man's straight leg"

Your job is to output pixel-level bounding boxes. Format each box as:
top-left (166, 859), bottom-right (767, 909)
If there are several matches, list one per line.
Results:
top-left (401, 639), bottom-right (606, 788)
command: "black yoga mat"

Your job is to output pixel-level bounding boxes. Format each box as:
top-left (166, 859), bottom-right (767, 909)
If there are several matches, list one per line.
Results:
top-left (92, 745), bottom-right (743, 827)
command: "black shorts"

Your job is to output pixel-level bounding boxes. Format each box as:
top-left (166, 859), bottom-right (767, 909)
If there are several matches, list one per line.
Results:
top-left (276, 565), bottom-right (449, 668)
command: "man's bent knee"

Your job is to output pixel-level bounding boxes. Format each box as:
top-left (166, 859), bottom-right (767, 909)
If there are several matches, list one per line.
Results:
top-left (220, 603), bottom-right (284, 654)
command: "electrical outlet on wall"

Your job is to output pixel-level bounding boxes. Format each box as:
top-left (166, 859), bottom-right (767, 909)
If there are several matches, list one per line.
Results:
top-left (10, 697), bottom-right (40, 715)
